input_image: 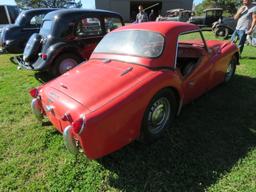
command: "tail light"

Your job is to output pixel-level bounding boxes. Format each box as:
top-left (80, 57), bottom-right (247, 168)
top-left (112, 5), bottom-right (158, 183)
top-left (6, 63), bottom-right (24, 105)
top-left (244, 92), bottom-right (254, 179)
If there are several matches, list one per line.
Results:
top-left (72, 115), bottom-right (86, 135)
top-left (29, 88), bottom-right (39, 98)
top-left (41, 53), bottom-right (47, 60)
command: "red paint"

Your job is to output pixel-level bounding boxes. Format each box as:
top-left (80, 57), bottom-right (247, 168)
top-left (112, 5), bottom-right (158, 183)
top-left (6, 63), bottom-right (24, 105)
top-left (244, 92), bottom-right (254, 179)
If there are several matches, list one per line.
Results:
top-left (31, 22), bottom-right (239, 159)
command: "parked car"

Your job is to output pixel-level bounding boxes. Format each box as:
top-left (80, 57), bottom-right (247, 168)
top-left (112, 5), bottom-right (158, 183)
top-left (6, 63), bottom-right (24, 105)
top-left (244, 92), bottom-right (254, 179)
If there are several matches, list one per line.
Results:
top-left (0, 5), bottom-right (19, 35)
top-left (19, 9), bottom-right (124, 76)
top-left (189, 8), bottom-right (223, 28)
top-left (0, 8), bottom-right (58, 53)
top-left (156, 9), bottom-right (193, 22)
top-left (212, 17), bottom-right (237, 39)
top-left (29, 22), bottom-right (239, 159)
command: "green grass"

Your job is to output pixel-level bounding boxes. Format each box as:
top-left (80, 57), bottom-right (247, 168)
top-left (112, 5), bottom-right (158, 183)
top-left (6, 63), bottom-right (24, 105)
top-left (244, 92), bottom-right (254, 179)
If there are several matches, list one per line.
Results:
top-left (0, 32), bottom-right (256, 191)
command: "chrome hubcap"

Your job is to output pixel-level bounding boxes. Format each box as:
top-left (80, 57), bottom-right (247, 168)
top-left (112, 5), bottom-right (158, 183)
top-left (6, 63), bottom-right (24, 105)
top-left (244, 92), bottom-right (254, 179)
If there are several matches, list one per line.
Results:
top-left (148, 97), bottom-right (170, 134)
top-left (59, 58), bottom-right (77, 74)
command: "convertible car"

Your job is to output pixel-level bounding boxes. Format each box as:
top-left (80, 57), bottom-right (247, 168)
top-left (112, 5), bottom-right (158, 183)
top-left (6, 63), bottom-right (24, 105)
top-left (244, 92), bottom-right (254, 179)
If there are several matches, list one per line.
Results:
top-left (30, 22), bottom-right (239, 159)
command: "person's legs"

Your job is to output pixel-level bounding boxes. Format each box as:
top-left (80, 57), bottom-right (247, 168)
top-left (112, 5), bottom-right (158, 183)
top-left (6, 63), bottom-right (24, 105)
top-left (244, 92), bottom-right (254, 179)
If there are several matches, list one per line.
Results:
top-left (231, 30), bottom-right (238, 42)
top-left (237, 30), bottom-right (247, 54)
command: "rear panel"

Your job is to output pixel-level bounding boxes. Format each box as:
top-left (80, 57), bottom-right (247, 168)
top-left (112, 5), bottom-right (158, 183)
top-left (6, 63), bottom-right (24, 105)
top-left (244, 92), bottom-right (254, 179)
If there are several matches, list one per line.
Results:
top-left (40, 87), bottom-right (87, 132)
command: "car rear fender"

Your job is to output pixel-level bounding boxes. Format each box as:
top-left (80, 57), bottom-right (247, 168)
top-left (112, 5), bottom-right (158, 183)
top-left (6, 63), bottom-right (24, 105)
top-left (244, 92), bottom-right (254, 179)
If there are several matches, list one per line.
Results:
top-left (45, 42), bottom-right (82, 68)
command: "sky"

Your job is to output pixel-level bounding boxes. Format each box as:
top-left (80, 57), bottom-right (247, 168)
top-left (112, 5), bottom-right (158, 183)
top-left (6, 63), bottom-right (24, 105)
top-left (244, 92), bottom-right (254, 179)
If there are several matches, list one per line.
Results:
top-left (1, 0), bottom-right (203, 7)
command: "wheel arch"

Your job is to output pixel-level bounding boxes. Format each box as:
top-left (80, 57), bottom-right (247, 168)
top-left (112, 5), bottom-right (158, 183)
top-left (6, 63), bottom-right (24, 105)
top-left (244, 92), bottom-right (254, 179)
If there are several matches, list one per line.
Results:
top-left (53, 47), bottom-right (84, 63)
top-left (151, 86), bottom-right (182, 116)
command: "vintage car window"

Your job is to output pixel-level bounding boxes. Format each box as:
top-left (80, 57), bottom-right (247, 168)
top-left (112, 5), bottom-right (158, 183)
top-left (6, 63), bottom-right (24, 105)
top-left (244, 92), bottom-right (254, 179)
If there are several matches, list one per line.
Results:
top-left (75, 17), bottom-right (102, 37)
top-left (39, 20), bottom-right (53, 37)
top-left (178, 31), bottom-right (204, 45)
top-left (94, 30), bottom-right (164, 58)
top-left (7, 6), bottom-right (19, 23)
top-left (60, 23), bottom-right (75, 38)
top-left (176, 31), bottom-right (206, 76)
top-left (29, 14), bottom-right (45, 27)
top-left (104, 17), bottom-right (122, 32)
top-left (0, 6), bottom-right (9, 24)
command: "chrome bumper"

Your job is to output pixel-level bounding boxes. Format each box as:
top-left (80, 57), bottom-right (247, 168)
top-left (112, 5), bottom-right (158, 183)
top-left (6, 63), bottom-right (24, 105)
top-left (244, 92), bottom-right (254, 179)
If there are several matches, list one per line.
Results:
top-left (31, 98), bottom-right (43, 121)
top-left (63, 126), bottom-right (79, 155)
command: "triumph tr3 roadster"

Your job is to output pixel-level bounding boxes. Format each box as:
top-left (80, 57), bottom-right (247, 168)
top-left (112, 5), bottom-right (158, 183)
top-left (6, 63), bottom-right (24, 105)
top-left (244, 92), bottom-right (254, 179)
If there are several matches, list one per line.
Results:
top-left (30, 21), bottom-right (239, 159)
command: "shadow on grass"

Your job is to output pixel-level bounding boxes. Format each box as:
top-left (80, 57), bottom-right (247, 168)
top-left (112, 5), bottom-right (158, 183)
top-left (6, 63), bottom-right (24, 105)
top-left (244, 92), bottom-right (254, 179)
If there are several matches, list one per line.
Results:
top-left (34, 71), bottom-right (55, 83)
top-left (98, 74), bottom-right (256, 191)
top-left (241, 56), bottom-right (256, 60)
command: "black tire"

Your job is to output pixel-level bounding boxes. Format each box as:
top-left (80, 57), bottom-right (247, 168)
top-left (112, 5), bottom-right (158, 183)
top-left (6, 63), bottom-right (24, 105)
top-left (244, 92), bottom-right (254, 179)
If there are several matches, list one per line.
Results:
top-left (139, 89), bottom-right (177, 143)
top-left (224, 55), bottom-right (237, 83)
top-left (215, 26), bottom-right (229, 39)
top-left (52, 53), bottom-right (83, 76)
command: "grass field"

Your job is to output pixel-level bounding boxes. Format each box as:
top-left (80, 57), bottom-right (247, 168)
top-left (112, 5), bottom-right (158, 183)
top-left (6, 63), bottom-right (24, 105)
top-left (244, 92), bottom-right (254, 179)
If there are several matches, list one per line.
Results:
top-left (0, 32), bottom-right (256, 191)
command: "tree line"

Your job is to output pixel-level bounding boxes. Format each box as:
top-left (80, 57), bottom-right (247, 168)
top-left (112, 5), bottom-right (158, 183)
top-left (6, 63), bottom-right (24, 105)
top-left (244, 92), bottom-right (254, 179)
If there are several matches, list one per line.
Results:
top-left (15, 0), bottom-right (82, 8)
top-left (195, 0), bottom-right (241, 16)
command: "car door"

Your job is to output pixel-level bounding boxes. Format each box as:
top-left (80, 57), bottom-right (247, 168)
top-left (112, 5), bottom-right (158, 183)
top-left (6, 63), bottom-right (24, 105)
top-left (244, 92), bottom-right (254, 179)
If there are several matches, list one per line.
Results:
top-left (182, 51), bottom-right (212, 104)
top-left (176, 31), bottom-right (213, 104)
top-left (74, 16), bottom-right (104, 59)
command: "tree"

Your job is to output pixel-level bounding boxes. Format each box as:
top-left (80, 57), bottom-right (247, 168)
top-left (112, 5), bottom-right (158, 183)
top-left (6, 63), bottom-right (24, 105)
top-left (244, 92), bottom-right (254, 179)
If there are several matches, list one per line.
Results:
top-left (15, 0), bottom-right (82, 8)
top-left (195, 0), bottom-right (240, 16)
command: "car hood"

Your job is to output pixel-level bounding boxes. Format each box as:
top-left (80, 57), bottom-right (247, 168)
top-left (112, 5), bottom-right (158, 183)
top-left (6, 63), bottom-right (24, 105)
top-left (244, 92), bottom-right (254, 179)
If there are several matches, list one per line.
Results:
top-left (47, 59), bottom-right (152, 112)
top-left (0, 24), bottom-right (20, 40)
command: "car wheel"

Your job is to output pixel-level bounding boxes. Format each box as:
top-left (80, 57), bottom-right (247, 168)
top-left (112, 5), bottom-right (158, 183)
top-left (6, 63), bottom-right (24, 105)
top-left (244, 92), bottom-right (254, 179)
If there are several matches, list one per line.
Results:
top-left (140, 89), bottom-right (177, 143)
top-left (53, 53), bottom-right (82, 76)
top-left (224, 56), bottom-right (237, 83)
top-left (215, 27), bottom-right (229, 39)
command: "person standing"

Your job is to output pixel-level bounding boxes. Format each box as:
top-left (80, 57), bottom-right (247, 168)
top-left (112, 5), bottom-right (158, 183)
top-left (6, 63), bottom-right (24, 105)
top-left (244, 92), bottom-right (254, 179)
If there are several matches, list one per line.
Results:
top-left (149, 9), bottom-right (156, 21)
top-left (135, 5), bottom-right (148, 23)
top-left (231, 0), bottom-right (256, 54)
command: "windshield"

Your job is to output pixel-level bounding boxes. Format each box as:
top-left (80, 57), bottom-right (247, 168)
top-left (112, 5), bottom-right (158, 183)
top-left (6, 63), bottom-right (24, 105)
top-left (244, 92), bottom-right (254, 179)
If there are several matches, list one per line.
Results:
top-left (0, 6), bottom-right (9, 24)
top-left (39, 20), bottom-right (53, 37)
top-left (7, 6), bottom-right (19, 23)
top-left (94, 30), bottom-right (164, 58)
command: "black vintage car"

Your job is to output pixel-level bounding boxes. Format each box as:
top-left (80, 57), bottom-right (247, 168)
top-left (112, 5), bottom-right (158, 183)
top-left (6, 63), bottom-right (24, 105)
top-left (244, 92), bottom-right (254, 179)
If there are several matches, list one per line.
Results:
top-left (188, 8), bottom-right (223, 28)
top-left (156, 9), bottom-right (193, 22)
top-left (0, 8), bottom-right (58, 53)
top-left (212, 17), bottom-right (237, 39)
top-left (0, 5), bottom-right (19, 35)
top-left (21, 9), bottom-right (124, 75)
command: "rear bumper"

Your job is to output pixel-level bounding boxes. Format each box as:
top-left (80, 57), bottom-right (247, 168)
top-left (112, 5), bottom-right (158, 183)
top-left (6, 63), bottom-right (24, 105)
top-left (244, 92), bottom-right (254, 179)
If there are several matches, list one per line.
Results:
top-left (63, 126), bottom-right (79, 155)
top-left (31, 97), bottom-right (80, 155)
top-left (31, 98), bottom-right (44, 121)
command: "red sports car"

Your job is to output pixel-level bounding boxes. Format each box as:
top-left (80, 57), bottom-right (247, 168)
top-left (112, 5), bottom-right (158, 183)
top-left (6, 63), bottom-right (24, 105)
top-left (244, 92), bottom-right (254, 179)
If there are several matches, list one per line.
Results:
top-left (30, 22), bottom-right (239, 159)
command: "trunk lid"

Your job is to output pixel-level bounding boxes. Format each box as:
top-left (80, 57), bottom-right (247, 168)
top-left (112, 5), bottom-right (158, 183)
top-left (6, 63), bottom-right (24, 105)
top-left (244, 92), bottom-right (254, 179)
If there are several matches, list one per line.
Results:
top-left (47, 59), bottom-right (151, 111)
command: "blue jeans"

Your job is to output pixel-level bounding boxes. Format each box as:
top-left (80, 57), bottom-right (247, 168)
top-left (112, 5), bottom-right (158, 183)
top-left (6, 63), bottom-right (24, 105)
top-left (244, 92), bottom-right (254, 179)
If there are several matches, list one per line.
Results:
top-left (231, 29), bottom-right (247, 54)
